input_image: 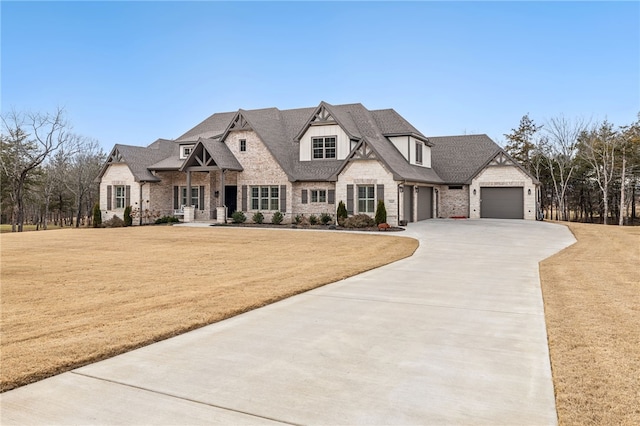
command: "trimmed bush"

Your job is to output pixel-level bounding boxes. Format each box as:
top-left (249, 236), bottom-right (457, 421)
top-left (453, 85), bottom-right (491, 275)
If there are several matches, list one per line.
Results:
top-left (103, 215), bottom-right (125, 228)
top-left (92, 203), bottom-right (102, 228)
top-left (155, 215), bottom-right (180, 224)
top-left (231, 211), bottom-right (247, 224)
top-left (320, 212), bottom-right (332, 225)
top-left (374, 200), bottom-right (387, 225)
top-left (293, 214), bottom-right (302, 225)
top-left (272, 211), bottom-right (284, 225)
top-left (309, 214), bottom-right (318, 225)
top-left (342, 214), bottom-right (375, 228)
top-left (252, 211), bottom-right (264, 224)
top-left (123, 206), bottom-right (133, 227)
top-left (336, 201), bottom-right (348, 222)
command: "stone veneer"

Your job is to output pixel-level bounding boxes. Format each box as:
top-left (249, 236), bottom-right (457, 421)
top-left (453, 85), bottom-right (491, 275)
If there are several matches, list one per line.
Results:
top-left (336, 159), bottom-right (399, 226)
top-left (437, 185), bottom-right (470, 218)
top-left (470, 165), bottom-right (537, 220)
top-left (291, 182), bottom-right (337, 219)
top-left (226, 130), bottom-right (292, 223)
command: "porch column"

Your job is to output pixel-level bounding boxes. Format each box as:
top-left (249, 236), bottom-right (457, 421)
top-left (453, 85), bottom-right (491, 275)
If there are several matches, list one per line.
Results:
top-left (186, 170), bottom-right (192, 206)
top-left (216, 169), bottom-right (227, 223)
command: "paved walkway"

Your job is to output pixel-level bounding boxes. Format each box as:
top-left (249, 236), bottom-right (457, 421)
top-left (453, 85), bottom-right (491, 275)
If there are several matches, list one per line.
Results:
top-left (1, 220), bottom-right (575, 425)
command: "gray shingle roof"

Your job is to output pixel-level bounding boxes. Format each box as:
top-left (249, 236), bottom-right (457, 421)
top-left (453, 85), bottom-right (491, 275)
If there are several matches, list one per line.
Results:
top-left (101, 103), bottom-right (511, 187)
top-left (98, 139), bottom-right (176, 182)
top-left (428, 134), bottom-right (503, 184)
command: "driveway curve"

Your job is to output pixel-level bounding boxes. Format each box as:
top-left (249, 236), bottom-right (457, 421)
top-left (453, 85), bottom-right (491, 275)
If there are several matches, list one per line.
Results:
top-left (1, 220), bottom-right (575, 425)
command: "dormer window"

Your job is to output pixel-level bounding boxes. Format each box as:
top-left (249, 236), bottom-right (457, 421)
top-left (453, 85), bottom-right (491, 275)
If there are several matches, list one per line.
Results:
top-left (312, 136), bottom-right (336, 159)
top-left (416, 142), bottom-right (423, 164)
top-left (180, 145), bottom-right (194, 159)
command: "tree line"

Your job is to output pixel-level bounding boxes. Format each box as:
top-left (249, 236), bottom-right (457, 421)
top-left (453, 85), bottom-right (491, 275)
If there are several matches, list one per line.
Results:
top-left (503, 113), bottom-right (640, 225)
top-left (1, 108), bottom-right (105, 232)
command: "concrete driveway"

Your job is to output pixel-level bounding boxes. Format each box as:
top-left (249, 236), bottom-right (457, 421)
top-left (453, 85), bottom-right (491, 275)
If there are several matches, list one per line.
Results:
top-left (1, 220), bottom-right (575, 425)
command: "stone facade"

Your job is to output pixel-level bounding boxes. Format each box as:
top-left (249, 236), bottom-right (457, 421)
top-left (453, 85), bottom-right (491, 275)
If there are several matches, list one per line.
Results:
top-left (227, 130), bottom-right (292, 223)
top-left (100, 163), bottom-right (138, 222)
top-left (291, 182), bottom-right (337, 219)
top-left (336, 159), bottom-right (399, 226)
top-left (437, 185), bottom-right (470, 218)
top-left (470, 165), bottom-right (537, 220)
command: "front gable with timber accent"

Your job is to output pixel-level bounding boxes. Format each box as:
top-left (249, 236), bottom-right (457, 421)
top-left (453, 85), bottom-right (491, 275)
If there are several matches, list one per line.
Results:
top-left (297, 103), bottom-right (357, 162)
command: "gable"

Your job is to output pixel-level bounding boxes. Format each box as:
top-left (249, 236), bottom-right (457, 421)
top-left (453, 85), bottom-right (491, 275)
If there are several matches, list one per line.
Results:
top-left (311, 104), bottom-right (336, 124)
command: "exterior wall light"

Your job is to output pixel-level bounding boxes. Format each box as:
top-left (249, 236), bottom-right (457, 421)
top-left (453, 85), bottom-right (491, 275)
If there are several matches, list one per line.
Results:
top-left (398, 185), bottom-right (404, 193)
top-left (473, 189), bottom-right (477, 195)
top-left (415, 186), bottom-right (419, 194)
top-left (528, 188), bottom-right (532, 195)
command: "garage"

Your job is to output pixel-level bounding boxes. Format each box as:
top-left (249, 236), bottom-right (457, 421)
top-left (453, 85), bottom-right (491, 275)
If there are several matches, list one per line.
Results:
top-left (417, 186), bottom-right (433, 220)
top-left (480, 187), bottom-right (524, 219)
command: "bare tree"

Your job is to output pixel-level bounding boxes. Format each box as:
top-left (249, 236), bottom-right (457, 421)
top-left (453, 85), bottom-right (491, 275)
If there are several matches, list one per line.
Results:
top-left (62, 138), bottom-right (105, 227)
top-left (544, 115), bottom-right (587, 221)
top-left (0, 108), bottom-right (76, 232)
top-left (579, 121), bottom-right (619, 224)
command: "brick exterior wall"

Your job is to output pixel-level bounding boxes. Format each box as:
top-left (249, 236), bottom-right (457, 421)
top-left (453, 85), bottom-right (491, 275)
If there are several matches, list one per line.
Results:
top-left (470, 165), bottom-right (537, 220)
top-left (336, 159), bottom-right (399, 226)
top-left (100, 163), bottom-right (138, 222)
top-left (149, 171), bottom-right (213, 221)
top-left (226, 130), bottom-right (292, 223)
top-left (291, 182), bottom-right (337, 219)
top-left (437, 185), bottom-right (469, 218)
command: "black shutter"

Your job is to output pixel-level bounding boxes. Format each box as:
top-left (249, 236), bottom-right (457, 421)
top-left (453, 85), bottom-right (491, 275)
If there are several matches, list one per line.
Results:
top-left (125, 185), bottom-right (131, 207)
top-left (241, 185), bottom-right (247, 211)
top-left (376, 184), bottom-right (384, 202)
top-left (107, 186), bottom-right (112, 210)
top-left (301, 189), bottom-right (308, 204)
top-left (199, 186), bottom-right (204, 210)
top-left (328, 189), bottom-right (335, 204)
top-left (347, 184), bottom-right (354, 215)
top-left (280, 185), bottom-right (287, 212)
top-left (173, 186), bottom-right (179, 209)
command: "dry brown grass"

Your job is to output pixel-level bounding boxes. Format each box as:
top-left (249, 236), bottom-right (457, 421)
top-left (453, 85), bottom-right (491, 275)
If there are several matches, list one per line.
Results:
top-left (540, 222), bottom-right (640, 426)
top-left (0, 226), bottom-right (417, 392)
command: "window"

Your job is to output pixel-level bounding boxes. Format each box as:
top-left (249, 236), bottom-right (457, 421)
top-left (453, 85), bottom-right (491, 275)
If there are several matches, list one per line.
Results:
top-left (240, 139), bottom-right (246, 152)
top-left (311, 136), bottom-right (337, 159)
top-left (311, 190), bottom-right (326, 203)
top-left (416, 142), bottom-right (423, 164)
top-left (180, 186), bottom-right (200, 209)
top-left (180, 145), bottom-right (194, 159)
top-left (115, 185), bottom-right (126, 209)
top-left (251, 186), bottom-right (279, 211)
top-left (357, 185), bottom-right (375, 213)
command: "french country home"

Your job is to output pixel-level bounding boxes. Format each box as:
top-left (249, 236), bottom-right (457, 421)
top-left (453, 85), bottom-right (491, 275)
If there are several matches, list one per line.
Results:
top-left (97, 102), bottom-right (539, 226)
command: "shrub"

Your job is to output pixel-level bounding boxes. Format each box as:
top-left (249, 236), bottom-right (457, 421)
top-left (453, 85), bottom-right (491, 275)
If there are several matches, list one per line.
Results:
top-left (92, 203), bottom-right (102, 228)
top-left (252, 211), bottom-right (264, 224)
top-left (342, 214), bottom-right (375, 228)
top-left (293, 214), bottom-right (302, 225)
top-left (155, 215), bottom-right (180, 224)
top-left (374, 200), bottom-right (387, 225)
top-left (231, 211), bottom-right (247, 224)
top-left (309, 214), bottom-right (318, 225)
top-left (336, 201), bottom-right (348, 221)
top-left (320, 212), bottom-right (332, 225)
top-left (272, 211), bottom-right (284, 225)
top-left (103, 215), bottom-right (125, 228)
top-left (123, 206), bottom-right (133, 227)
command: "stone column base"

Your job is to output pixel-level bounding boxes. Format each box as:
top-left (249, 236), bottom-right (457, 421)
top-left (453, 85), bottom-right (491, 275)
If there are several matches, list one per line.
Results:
top-left (216, 206), bottom-right (227, 224)
top-left (183, 206), bottom-right (195, 223)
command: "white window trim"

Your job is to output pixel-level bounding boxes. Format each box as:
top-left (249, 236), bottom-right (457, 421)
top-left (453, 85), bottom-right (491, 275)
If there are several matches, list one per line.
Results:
top-left (311, 136), bottom-right (337, 160)
top-left (115, 185), bottom-right (126, 209)
top-left (180, 145), bottom-right (195, 160)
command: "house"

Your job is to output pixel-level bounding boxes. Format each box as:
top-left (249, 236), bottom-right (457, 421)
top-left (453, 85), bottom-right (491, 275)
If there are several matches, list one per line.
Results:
top-left (97, 102), bottom-right (539, 226)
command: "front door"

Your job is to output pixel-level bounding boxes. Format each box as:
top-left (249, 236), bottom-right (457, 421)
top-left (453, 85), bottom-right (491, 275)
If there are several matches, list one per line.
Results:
top-left (225, 186), bottom-right (237, 218)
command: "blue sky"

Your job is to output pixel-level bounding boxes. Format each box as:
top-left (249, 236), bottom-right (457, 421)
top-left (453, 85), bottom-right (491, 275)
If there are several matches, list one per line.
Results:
top-left (2, 1), bottom-right (639, 153)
